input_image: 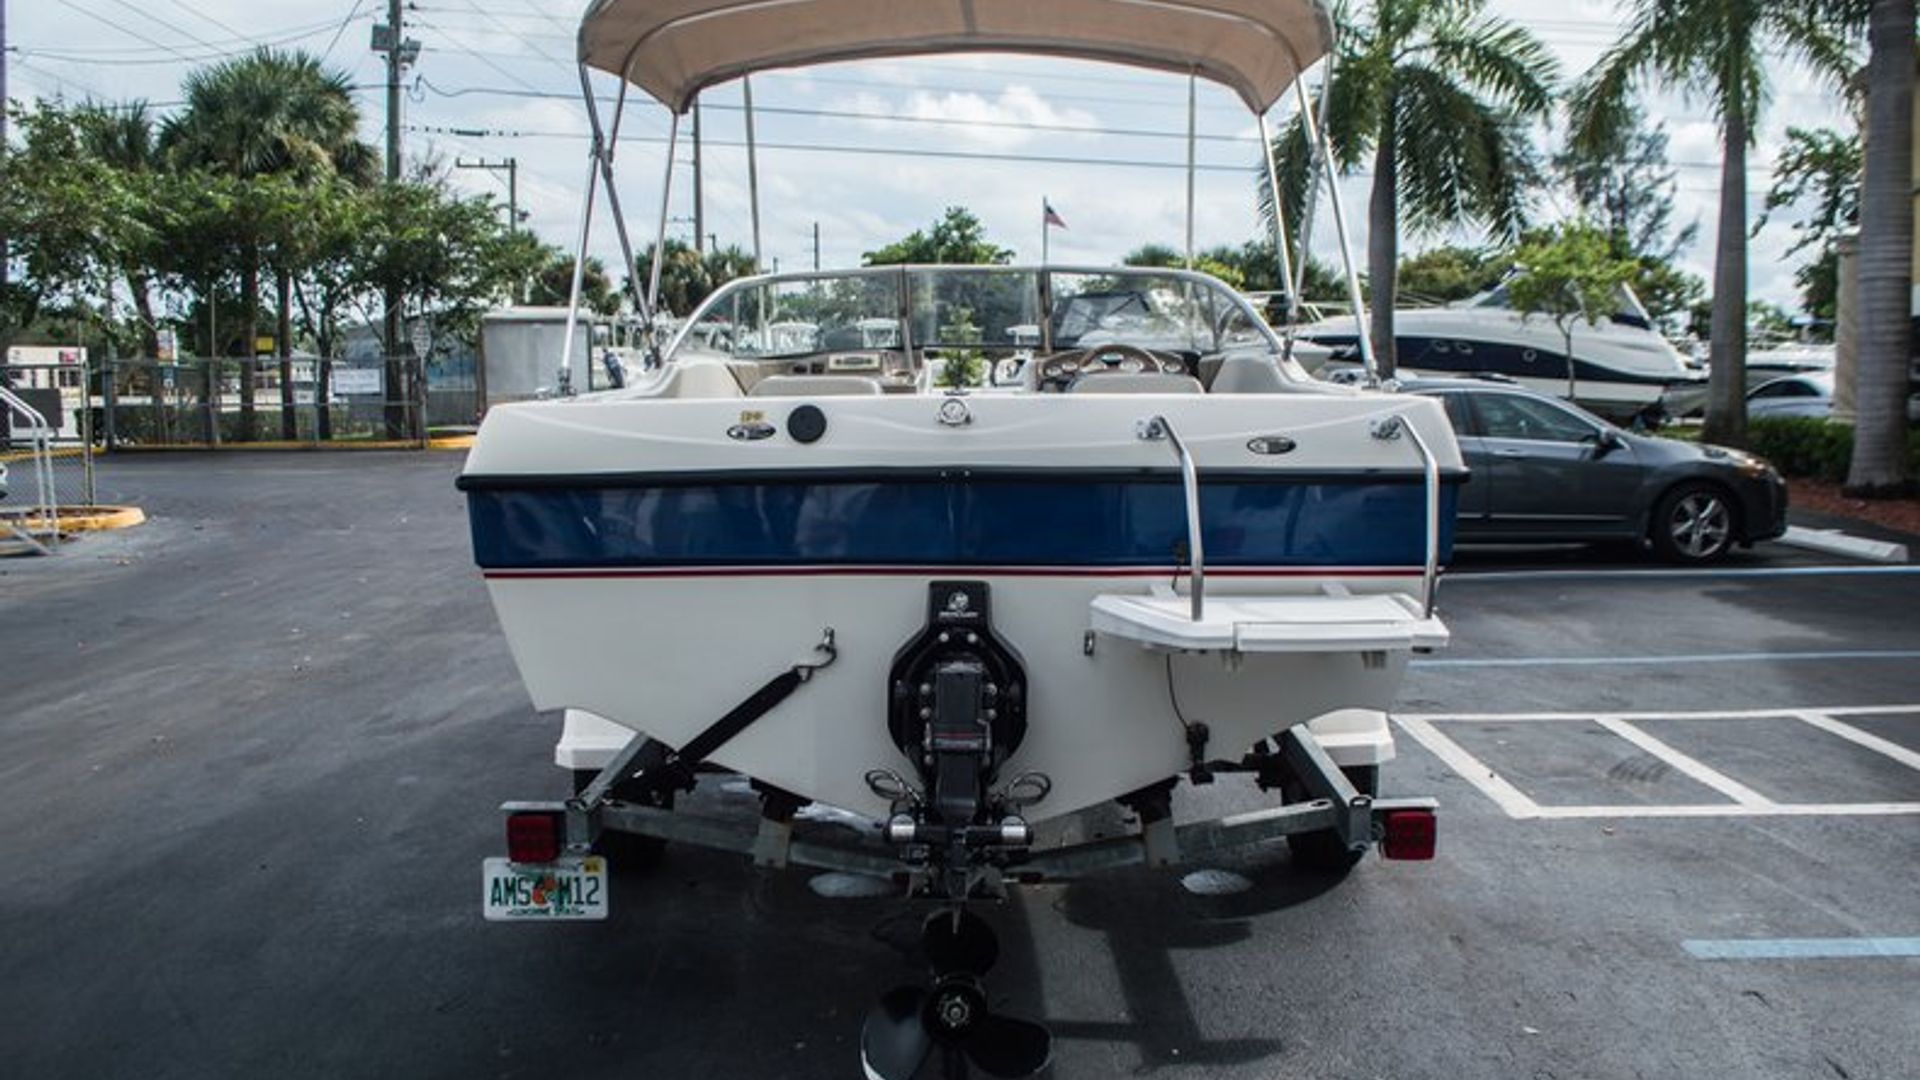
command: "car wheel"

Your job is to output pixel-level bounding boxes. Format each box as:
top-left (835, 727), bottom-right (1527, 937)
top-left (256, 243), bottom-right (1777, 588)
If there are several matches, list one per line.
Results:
top-left (571, 739), bottom-right (675, 872)
top-left (1651, 482), bottom-right (1736, 563)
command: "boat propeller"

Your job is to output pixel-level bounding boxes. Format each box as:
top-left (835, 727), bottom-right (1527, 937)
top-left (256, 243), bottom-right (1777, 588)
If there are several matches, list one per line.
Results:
top-left (860, 910), bottom-right (1052, 1080)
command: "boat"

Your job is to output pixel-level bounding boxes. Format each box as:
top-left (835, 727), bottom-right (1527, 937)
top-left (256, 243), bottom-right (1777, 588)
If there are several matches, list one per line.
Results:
top-left (461, 3), bottom-right (1456, 1074)
top-left (1296, 280), bottom-right (1705, 424)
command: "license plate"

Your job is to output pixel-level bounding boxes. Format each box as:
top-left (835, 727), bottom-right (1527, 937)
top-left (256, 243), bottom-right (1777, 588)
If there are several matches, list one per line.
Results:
top-left (482, 856), bottom-right (608, 921)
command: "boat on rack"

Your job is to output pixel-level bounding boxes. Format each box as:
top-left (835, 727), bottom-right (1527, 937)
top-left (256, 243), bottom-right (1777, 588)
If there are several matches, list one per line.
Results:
top-left (461, 3), bottom-right (1455, 1075)
top-left (1296, 281), bottom-right (1705, 424)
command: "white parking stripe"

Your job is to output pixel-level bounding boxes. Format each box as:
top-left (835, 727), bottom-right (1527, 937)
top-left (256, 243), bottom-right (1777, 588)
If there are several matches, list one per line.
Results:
top-left (1402, 704), bottom-right (1920, 723)
top-left (1791, 710), bottom-right (1920, 774)
top-left (1392, 716), bottom-right (1544, 819)
top-left (1593, 717), bottom-right (1774, 807)
top-left (1393, 706), bottom-right (1920, 820)
top-left (1445, 566), bottom-right (1920, 584)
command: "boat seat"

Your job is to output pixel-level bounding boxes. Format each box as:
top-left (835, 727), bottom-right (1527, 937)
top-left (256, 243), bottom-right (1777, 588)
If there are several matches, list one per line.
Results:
top-left (1091, 592), bottom-right (1449, 654)
top-left (1208, 355), bottom-right (1288, 394)
top-left (1065, 373), bottom-right (1205, 394)
top-left (747, 375), bottom-right (885, 397)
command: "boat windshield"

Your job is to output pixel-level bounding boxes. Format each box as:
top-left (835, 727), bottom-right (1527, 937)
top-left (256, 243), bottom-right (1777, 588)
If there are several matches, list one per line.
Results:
top-left (670, 267), bottom-right (1276, 361)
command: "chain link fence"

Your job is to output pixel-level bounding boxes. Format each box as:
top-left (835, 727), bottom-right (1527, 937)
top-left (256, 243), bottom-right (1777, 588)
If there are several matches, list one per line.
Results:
top-left (83, 356), bottom-right (480, 448)
top-left (2, 362), bottom-right (97, 513)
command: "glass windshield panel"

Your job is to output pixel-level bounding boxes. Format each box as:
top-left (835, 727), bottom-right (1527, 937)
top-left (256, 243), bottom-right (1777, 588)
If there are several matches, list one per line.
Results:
top-left (681, 275), bottom-right (904, 360)
top-left (908, 269), bottom-right (1043, 350)
top-left (1474, 392), bottom-right (1603, 442)
top-left (1048, 272), bottom-right (1226, 353)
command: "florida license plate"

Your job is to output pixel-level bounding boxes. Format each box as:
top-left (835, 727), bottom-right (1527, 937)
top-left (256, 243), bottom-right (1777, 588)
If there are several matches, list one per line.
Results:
top-left (482, 856), bottom-right (608, 921)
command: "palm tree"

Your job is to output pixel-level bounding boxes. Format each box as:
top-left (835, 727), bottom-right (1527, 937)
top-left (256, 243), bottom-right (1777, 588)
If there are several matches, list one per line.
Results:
top-left (71, 102), bottom-right (166, 360)
top-left (1845, 0), bottom-right (1914, 494)
top-left (162, 49), bottom-right (374, 440)
top-left (1570, 3), bottom-right (1859, 448)
top-left (1268, 0), bottom-right (1558, 376)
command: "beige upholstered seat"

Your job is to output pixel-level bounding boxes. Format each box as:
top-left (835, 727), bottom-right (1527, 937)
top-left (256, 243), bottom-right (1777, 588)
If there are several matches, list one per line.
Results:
top-left (1209, 355), bottom-right (1289, 394)
top-left (747, 375), bottom-right (885, 397)
top-left (1065, 373), bottom-right (1206, 395)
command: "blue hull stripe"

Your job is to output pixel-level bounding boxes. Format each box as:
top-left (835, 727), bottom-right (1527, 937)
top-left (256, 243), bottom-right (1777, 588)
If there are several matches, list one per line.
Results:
top-left (469, 474), bottom-right (1459, 571)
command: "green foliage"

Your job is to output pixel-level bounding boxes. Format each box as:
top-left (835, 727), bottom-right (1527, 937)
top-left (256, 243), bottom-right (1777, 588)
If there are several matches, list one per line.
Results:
top-left (1748, 418), bottom-right (1920, 483)
top-left (863, 207), bottom-right (1012, 266)
top-left (1554, 99), bottom-right (1698, 262)
top-left (1506, 222), bottom-right (1641, 329)
top-left (935, 308), bottom-right (987, 389)
top-left (1263, 0), bottom-right (1559, 242)
top-left (636, 240), bottom-right (759, 316)
top-left (1397, 246), bottom-right (1506, 304)
top-left (1759, 126), bottom-right (1862, 321)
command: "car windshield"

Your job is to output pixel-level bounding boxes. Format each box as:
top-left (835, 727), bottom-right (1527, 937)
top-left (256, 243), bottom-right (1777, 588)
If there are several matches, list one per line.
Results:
top-left (670, 267), bottom-right (1273, 360)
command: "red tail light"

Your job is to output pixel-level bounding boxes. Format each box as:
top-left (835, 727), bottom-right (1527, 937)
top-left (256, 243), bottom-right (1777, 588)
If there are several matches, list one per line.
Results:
top-left (1381, 809), bottom-right (1436, 860)
top-left (506, 812), bottom-right (562, 864)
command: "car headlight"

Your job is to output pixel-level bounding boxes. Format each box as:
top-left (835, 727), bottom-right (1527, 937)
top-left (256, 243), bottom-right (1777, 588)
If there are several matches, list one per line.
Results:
top-left (1727, 451), bottom-right (1776, 479)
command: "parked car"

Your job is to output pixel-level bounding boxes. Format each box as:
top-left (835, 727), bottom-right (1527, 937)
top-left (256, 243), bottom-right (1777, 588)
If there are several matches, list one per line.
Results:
top-left (1747, 371), bottom-right (1920, 422)
top-left (1400, 378), bottom-right (1789, 562)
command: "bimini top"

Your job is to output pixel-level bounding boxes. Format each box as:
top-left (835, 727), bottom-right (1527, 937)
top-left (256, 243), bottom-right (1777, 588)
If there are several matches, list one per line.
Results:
top-left (578, 0), bottom-right (1334, 114)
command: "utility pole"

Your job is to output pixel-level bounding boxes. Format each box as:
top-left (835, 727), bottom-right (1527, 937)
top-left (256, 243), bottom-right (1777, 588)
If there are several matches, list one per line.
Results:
top-left (812, 222), bottom-right (821, 272)
top-left (691, 99), bottom-right (704, 254)
top-left (2, 0), bottom-right (12, 378)
top-left (456, 157), bottom-right (519, 233)
top-left (374, 1), bottom-right (421, 438)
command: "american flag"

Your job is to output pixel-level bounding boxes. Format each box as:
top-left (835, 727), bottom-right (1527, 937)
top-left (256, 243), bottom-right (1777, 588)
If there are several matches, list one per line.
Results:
top-left (1043, 201), bottom-right (1067, 229)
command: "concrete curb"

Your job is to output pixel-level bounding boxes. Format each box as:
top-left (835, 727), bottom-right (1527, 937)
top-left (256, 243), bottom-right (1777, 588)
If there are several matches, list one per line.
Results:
top-left (106, 436), bottom-right (475, 453)
top-left (0, 505), bottom-right (147, 536)
top-left (1779, 525), bottom-right (1910, 564)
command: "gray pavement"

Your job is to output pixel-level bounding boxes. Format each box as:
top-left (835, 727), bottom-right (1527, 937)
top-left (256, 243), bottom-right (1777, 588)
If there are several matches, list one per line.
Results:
top-left (2, 452), bottom-right (1915, 1080)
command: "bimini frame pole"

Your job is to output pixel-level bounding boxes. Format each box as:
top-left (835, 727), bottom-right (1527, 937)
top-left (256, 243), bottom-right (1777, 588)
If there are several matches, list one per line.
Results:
top-left (1255, 110), bottom-right (1298, 328)
top-left (1290, 74), bottom-right (1334, 309)
top-left (1184, 71), bottom-right (1197, 269)
top-left (1295, 45), bottom-right (1379, 383)
top-left (559, 117), bottom-right (603, 392)
top-left (647, 111), bottom-right (681, 315)
top-left (744, 75), bottom-right (763, 271)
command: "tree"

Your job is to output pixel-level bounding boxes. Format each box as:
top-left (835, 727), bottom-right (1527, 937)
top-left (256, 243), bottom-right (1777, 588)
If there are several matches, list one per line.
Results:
top-left (634, 240), bottom-right (758, 316)
top-left (525, 249), bottom-right (619, 316)
top-left (1760, 126), bottom-right (1863, 324)
top-left (162, 48), bottom-right (375, 439)
top-left (863, 207), bottom-right (1013, 266)
top-left (70, 102), bottom-right (170, 359)
top-left (1397, 245), bottom-right (1506, 304)
top-left (1555, 100), bottom-right (1699, 263)
top-left (1571, 1), bottom-right (1860, 449)
top-left (1845, 0), bottom-right (1914, 494)
top-left (1267, 0), bottom-right (1557, 376)
top-left (1506, 222), bottom-right (1643, 404)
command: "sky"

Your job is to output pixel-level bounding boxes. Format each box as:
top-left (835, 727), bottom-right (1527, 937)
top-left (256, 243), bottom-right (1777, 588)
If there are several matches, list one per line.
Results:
top-left (6, 0), bottom-right (1858, 310)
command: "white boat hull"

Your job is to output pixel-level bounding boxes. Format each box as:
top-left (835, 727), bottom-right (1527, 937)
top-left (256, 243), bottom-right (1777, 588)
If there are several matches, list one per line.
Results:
top-left (464, 391), bottom-right (1463, 824)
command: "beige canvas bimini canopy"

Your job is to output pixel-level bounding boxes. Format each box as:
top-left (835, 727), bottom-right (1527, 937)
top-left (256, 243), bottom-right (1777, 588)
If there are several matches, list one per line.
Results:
top-left (578, 0), bottom-right (1335, 114)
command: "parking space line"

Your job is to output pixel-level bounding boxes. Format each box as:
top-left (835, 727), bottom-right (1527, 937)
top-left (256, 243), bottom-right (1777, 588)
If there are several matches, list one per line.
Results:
top-left (1527, 802), bottom-right (1920, 819)
top-left (1412, 649), bottom-right (1920, 670)
top-left (1392, 716), bottom-right (1545, 819)
top-left (1683, 937), bottom-right (1920, 960)
top-left (1593, 717), bottom-right (1773, 807)
top-left (1791, 710), bottom-right (1920, 774)
top-left (1393, 706), bottom-right (1920, 820)
top-left (1402, 704), bottom-right (1920, 723)
top-left (1445, 566), bottom-right (1920, 584)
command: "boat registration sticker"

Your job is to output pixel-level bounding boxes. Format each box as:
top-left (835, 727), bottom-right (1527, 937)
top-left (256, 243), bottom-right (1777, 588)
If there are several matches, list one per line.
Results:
top-left (482, 856), bottom-right (608, 921)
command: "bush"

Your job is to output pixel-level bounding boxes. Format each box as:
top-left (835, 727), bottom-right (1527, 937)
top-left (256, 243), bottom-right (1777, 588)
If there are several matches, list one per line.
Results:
top-left (1746, 418), bottom-right (1920, 482)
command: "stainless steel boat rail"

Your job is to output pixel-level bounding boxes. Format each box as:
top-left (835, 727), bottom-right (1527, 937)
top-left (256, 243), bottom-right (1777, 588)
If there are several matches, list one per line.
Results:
top-left (1136, 414), bottom-right (1204, 622)
top-left (1371, 412), bottom-right (1441, 618)
top-left (0, 385), bottom-right (59, 553)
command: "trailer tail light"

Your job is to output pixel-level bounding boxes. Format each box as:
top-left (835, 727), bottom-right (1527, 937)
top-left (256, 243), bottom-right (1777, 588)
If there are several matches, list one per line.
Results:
top-left (506, 811), bottom-right (563, 864)
top-left (1381, 809), bottom-right (1436, 860)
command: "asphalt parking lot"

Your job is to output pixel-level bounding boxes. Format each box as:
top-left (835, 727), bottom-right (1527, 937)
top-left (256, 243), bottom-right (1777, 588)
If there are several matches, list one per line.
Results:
top-left (3, 452), bottom-right (1915, 1080)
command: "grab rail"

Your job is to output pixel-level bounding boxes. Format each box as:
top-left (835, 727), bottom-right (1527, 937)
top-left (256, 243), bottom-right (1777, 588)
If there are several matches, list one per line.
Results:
top-left (1370, 413), bottom-right (1439, 617)
top-left (1137, 415), bottom-right (1204, 621)
top-left (0, 385), bottom-right (59, 552)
